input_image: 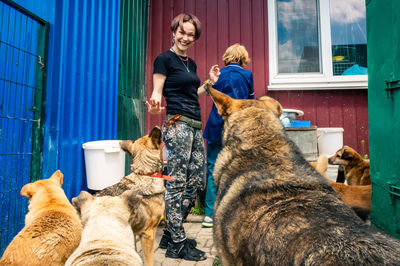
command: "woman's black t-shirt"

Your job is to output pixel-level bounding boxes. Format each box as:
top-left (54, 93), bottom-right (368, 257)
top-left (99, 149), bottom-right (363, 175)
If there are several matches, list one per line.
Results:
top-left (153, 50), bottom-right (201, 121)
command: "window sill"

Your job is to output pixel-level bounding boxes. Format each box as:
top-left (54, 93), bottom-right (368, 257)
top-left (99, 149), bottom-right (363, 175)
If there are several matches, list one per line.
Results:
top-left (268, 80), bottom-right (368, 91)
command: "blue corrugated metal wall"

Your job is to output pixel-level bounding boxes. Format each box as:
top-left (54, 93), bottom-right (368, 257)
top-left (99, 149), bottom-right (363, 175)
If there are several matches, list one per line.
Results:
top-left (43, 0), bottom-right (121, 199)
top-left (12, 0), bottom-right (121, 199)
top-left (1, 0), bottom-right (122, 254)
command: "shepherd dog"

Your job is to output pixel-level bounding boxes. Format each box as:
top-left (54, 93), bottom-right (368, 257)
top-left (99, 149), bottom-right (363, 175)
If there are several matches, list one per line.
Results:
top-left (204, 84), bottom-right (400, 266)
top-left (95, 126), bottom-right (165, 266)
top-left (65, 190), bottom-right (143, 265)
top-left (0, 171), bottom-right (82, 265)
top-left (328, 145), bottom-right (371, 185)
top-left (311, 155), bottom-right (371, 221)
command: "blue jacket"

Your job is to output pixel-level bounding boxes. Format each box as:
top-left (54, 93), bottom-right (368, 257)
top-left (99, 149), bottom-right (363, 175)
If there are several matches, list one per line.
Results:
top-left (203, 63), bottom-right (254, 141)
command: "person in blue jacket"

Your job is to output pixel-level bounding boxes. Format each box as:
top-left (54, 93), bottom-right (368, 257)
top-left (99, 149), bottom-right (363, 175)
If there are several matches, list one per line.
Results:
top-left (202, 43), bottom-right (254, 228)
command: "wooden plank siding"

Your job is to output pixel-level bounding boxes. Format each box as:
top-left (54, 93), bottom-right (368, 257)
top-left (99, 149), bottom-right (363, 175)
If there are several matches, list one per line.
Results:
top-left (145, 0), bottom-right (369, 156)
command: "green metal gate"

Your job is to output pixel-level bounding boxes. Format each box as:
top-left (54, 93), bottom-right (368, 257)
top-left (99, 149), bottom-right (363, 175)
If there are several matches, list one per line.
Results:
top-left (117, 0), bottom-right (149, 172)
top-left (0, 0), bottom-right (49, 254)
top-left (367, 0), bottom-right (400, 238)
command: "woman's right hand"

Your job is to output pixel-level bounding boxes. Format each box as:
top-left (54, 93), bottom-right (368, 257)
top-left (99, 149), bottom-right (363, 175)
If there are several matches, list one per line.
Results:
top-left (146, 98), bottom-right (165, 114)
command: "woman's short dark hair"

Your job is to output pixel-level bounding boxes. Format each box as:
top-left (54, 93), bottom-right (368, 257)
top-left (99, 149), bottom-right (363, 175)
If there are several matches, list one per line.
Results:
top-left (171, 13), bottom-right (202, 40)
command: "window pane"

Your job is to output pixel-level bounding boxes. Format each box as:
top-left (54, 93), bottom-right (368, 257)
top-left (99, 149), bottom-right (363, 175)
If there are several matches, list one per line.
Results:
top-left (330, 0), bottom-right (367, 76)
top-left (277, 0), bottom-right (320, 74)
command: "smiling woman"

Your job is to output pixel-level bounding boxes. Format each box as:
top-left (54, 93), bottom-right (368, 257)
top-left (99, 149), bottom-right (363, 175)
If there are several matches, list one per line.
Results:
top-left (145, 13), bottom-right (216, 262)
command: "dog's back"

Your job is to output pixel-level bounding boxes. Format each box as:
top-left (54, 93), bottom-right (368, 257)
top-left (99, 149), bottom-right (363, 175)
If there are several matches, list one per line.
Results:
top-left (0, 171), bottom-right (82, 266)
top-left (207, 87), bottom-right (400, 266)
top-left (65, 190), bottom-right (143, 266)
top-left (311, 155), bottom-right (371, 221)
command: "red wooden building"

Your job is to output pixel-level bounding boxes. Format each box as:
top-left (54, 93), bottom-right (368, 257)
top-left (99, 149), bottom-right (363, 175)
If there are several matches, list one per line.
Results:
top-left (145, 0), bottom-right (368, 155)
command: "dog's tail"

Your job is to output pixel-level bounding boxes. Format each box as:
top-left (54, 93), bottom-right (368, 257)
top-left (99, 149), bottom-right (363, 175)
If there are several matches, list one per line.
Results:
top-left (310, 155), bottom-right (329, 178)
top-left (316, 155), bottom-right (328, 175)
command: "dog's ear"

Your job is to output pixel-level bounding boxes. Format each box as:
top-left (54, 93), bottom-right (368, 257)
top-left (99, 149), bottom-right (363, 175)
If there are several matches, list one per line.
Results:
top-left (49, 170), bottom-right (63, 187)
top-left (122, 190), bottom-right (143, 211)
top-left (207, 87), bottom-right (235, 119)
top-left (20, 183), bottom-right (36, 198)
top-left (149, 126), bottom-right (162, 149)
top-left (72, 191), bottom-right (93, 216)
top-left (122, 191), bottom-right (147, 233)
top-left (257, 96), bottom-right (283, 117)
top-left (341, 146), bottom-right (353, 160)
top-left (120, 140), bottom-right (134, 156)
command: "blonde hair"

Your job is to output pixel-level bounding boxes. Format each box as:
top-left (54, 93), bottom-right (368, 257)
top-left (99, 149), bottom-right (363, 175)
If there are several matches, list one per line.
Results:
top-left (222, 43), bottom-right (250, 67)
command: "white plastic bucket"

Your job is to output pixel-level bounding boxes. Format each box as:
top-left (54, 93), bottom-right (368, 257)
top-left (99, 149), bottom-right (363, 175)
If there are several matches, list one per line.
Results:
top-left (82, 140), bottom-right (125, 190)
top-left (317, 128), bottom-right (344, 157)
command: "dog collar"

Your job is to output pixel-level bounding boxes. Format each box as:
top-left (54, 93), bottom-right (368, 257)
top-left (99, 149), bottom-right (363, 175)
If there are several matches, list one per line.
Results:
top-left (145, 172), bottom-right (173, 181)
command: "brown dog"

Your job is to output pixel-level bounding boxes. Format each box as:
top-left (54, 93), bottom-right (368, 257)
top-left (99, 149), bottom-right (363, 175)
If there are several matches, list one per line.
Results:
top-left (95, 126), bottom-right (165, 266)
top-left (204, 84), bottom-right (400, 266)
top-left (65, 191), bottom-right (143, 265)
top-left (311, 155), bottom-right (371, 221)
top-left (328, 145), bottom-right (371, 185)
top-left (0, 170), bottom-right (82, 265)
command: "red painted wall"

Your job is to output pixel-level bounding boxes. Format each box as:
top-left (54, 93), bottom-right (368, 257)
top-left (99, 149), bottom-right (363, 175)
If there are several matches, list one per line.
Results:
top-left (145, 0), bottom-right (369, 156)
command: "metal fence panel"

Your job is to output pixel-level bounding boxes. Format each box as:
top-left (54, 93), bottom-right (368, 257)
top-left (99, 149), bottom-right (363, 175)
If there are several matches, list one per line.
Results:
top-left (117, 0), bottom-right (149, 165)
top-left (0, 0), bottom-right (48, 254)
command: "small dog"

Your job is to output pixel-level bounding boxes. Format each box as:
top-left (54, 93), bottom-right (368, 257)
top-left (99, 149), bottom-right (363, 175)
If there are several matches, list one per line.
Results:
top-left (95, 126), bottom-right (165, 266)
top-left (0, 170), bottom-right (82, 265)
top-left (65, 190), bottom-right (143, 265)
top-left (328, 145), bottom-right (371, 185)
top-left (204, 84), bottom-right (400, 265)
top-left (311, 155), bottom-right (371, 221)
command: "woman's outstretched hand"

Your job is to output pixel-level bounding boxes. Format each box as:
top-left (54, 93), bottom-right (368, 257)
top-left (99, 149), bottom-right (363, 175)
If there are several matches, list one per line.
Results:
top-left (146, 98), bottom-right (165, 114)
top-left (209, 65), bottom-right (220, 84)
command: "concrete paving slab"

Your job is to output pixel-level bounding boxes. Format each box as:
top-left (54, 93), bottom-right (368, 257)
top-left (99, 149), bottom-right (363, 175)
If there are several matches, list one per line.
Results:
top-left (135, 215), bottom-right (216, 266)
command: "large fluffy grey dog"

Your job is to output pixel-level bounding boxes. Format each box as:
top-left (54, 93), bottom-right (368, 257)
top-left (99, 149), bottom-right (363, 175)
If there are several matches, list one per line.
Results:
top-left (205, 85), bottom-right (400, 266)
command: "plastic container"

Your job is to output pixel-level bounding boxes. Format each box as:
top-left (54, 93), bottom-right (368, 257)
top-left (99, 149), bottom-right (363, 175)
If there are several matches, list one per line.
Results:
top-left (82, 140), bottom-right (125, 190)
top-left (280, 109), bottom-right (304, 127)
top-left (317, 128), bottom-right (344, 157)
top-left (290, 120), bottom-right (311, 127)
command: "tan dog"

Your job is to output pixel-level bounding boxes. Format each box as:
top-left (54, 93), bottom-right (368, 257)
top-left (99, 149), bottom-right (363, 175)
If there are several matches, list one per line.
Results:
top-left (65, 190), bottom-right (143, 265)
top-left (328, 145), bottom-right (371, 185)
top-left (0, 170), bottom-right (82, 265)
top-left (95, 126), bottom-right (165, 266)
top-left (204, 84), bottom-right (400, 265)
top-left (311, 155), bottom-right (371, 221)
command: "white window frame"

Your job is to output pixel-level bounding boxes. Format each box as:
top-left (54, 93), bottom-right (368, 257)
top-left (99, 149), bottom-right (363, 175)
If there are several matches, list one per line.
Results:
top-left (268, 0), bottom-right (368, 91)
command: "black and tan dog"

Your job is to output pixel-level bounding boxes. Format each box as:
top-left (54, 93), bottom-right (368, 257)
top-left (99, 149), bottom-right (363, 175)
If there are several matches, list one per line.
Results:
top-left (204, 85), bottom-right (400, 266)
top-left (95, 126), bottom-right (165, 266)
top-left (328, 145), bottom-right (371, 185)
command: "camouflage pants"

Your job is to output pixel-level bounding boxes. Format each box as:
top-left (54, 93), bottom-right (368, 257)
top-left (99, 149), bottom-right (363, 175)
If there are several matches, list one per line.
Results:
top-left (162, 120), bottom-right (205, 243)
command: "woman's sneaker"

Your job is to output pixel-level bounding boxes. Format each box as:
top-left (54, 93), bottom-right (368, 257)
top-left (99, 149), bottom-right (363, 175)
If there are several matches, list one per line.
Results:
top-left (159, 229), bottom-right (197, 249)
top-left (165, 239), bottom-right (206, 261)
top-left (202, 216), bottom-right (213, 228)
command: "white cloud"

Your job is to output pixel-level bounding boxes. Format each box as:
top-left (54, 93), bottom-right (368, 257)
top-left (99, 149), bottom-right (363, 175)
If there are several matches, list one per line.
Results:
top-left (277, 0), bottom-right (312, 31)
top-left (277, 0), bottom-right (366, 28)
top-left (330, 0), bottom-right (366, 24)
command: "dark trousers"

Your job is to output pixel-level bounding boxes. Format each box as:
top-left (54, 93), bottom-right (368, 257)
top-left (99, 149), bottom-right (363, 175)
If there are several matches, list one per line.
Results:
top-left (162, 121), bottom-right (205, 242)
top-left (204, 140), bottom-right (222, 218)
